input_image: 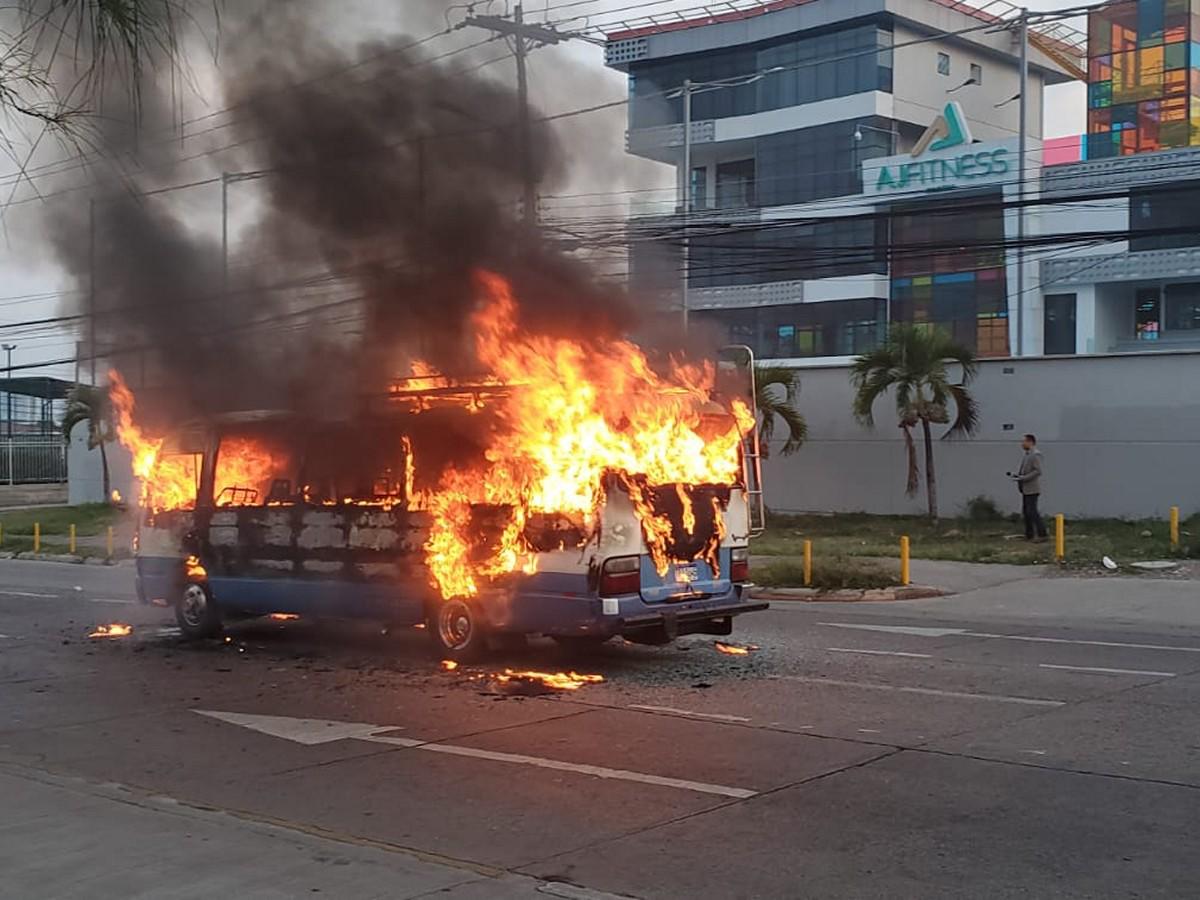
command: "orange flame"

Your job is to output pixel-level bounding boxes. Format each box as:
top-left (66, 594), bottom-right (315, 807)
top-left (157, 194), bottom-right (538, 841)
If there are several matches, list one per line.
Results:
top-left (89, 623), bottom-right (133, 638)
top-left (215, 437), bottom-right (291, 507)
top-left (186, 555), bottom-right (207, 579)
top-left (109, 370), bottom-right (199, 513)
top-left (269, 613), bottom-right (299, 621)
top-left (714, 641), bottom-right (758, 656)
top-left (494, 670), bottom-right (604, 691)
top-left (422, 272), bottom-right (753, 599)
top-left (440, 659), bottom-right (459, 671)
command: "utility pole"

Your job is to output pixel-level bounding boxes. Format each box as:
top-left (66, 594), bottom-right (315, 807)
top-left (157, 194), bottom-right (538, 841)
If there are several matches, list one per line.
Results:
top-left (221, 172), bottom-right (230, 297)
top-left (460, 4), bottom-right (564, 227)
top-left (681, 79), bottom-right (693, 331)
top-left (88, 198), bottom-right (97, 385)
top-left (3, 344), bottom-right (15, 440)
top-left (1016, 8), bottom-right (1029, 358)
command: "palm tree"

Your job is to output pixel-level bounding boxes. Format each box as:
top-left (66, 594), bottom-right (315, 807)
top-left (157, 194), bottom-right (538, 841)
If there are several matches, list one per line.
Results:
top-left (2, 2), bottom-right (196, 137)
top-left (754, 366), bottom-right (807, 458)
top-left (62, 384), bottom-right (114, 503)
top-left (851, 325), bottom-right (980, 519)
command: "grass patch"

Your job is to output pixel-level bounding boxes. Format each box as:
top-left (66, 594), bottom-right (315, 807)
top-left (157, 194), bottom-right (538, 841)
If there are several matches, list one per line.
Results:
top-left (754, 512), bottom-right (1199, 567)
top-left (756, 556), bottom-right (897, 590)
top-left (0, 503), bottom-right (122, 538)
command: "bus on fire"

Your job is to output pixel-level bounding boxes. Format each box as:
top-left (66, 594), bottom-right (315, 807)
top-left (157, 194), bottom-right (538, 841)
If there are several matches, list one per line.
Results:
top-left (127, 347), bottom-right (768, 660)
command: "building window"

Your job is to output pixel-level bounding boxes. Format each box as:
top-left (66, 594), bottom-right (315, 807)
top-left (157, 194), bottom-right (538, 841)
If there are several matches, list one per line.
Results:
top-left (715, 159), bottom-right (755, 209)
top-left (1135, 288), bottom-right (1161, 341)
top-left (1084, 0), bottom-right (1192, 159)
top-left (694, 299), bottom-right (886, 359)
top-left (756, 117), bottom-right (894, 206)
top-left (1130, 183), bottom-right (1200, 251)
top-left (1165, 283), bottom-right (1200, 331)
top-left (970, 63), bottom-right (982, 84)
top-left (689, 166), bottom-right (708, 210)
top-left (937, 52), bottom-right (951, 76)
top-left (628, 24), bottom-right (894, 129)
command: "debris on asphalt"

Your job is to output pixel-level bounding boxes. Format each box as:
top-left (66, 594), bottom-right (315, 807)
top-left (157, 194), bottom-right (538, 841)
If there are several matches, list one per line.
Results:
top-left (88, 624), bottom-right (132, 639)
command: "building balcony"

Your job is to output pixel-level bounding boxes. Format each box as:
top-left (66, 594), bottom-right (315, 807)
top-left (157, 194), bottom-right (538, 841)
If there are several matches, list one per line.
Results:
top-left (1042, 247), bottom-right (1200, 286)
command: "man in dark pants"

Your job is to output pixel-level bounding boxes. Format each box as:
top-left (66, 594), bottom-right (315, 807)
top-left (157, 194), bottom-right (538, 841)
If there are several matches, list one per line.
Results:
top-left (1010, 434), bottom-right (1047, 541)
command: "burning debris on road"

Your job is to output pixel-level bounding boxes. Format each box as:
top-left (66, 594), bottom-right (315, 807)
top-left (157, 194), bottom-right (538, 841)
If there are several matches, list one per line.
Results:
top-left (89, 624), bottom-right (133, 639)
top-left (714, 642), bottom-right (760, 656)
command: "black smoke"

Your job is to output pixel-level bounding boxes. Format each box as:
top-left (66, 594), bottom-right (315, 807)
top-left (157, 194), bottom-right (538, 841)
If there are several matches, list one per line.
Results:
top-left (42, 1), bottom-right (639, 426)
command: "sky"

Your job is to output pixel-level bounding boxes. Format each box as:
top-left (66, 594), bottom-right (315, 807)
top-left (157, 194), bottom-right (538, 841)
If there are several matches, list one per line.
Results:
top-left (0, 0), bottom-right (1092, 381)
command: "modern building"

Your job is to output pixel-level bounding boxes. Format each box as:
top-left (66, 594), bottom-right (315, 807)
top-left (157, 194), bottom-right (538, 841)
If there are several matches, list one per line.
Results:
top-left (606, 0), bottom-right (1085, 362)
top-left (1024, 0), bottom-right (1200, 354)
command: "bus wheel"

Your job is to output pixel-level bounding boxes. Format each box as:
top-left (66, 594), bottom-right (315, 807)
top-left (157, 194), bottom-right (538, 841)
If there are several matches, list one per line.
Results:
top-left (175, 581), bottom-right (222, 640)
top-left (429, 599), bottom-right (488, 662)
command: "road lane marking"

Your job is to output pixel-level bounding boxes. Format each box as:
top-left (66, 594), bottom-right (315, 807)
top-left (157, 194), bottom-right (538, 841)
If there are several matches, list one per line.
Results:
top-left (820, 622), bottom-right (1200, 654)
top-left (628, 704), bottom-right (751, 723)
top-left (194, 710), bottom-right (757, 800)
top-left (969, 633), bottom-right (1200, 654)
top-left (818, 623), bottom-right (968, 638)
top-left (89, 597), bottom-right (135, 605)
top-left (827, 648), bottom-right (932, 659)
top-left (0, 589), bottom-right (57, 599)
top-left (416, 742), bottom-right (756, 799)
top-left (1039, 663), bottom-right (1177, 678)
top-left (773, 675), bottom-right (1064, 707)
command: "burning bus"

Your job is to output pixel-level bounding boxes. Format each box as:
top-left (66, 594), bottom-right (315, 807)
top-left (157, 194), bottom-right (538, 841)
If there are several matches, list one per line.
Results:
top-left (119, 272), bottom-right (768, 659)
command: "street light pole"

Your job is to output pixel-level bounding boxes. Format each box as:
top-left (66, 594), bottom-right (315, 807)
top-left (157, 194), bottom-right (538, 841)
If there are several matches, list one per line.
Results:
top-left (1016, 7), bottom-right (1029, 358)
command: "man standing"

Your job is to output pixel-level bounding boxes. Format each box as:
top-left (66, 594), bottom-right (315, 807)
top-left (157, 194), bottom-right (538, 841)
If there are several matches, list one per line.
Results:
top-left (1011, 434), bottom-right (1047, 541)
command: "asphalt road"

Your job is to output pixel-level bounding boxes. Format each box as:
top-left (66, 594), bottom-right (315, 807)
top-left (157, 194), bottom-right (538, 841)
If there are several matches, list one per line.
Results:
top-left (2, 558), bottom-right (1199, 899)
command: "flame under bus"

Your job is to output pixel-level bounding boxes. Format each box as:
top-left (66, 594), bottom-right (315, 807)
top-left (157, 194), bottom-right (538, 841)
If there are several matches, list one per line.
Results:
top-left (135, 376), bottom-right (767, 655)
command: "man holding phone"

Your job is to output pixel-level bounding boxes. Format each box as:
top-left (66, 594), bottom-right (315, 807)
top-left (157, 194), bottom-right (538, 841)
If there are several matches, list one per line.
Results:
top-left (1009, 434), bottom-right (1047, 542)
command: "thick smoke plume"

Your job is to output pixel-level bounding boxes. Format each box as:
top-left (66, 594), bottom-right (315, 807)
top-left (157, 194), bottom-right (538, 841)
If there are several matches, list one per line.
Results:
top-left (42, 1), bottom-right (640, 426)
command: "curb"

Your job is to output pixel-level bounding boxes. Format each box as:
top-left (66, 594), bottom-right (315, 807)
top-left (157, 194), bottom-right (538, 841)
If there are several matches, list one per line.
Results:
top-left (750, 585), bottom-right (946, 602)
top-left (0, 551), bottom-right (128, 567)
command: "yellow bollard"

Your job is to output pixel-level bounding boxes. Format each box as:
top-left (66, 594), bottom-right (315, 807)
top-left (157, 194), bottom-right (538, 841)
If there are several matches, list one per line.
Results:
top-left (33, 522), bottom-right (40, 554)
top-left (106, 526), bottom-right (114, 560)
top-left (803, 539), bottom-right (812, 587)
top-left (69, 523), bottom-right (76, 555)
top-left (1170, 506), bottom-right (1180, 549)
top-left (1055, 514), bottom-right (1065, 562)
top-left (900, 535), bottom-right (910, 586)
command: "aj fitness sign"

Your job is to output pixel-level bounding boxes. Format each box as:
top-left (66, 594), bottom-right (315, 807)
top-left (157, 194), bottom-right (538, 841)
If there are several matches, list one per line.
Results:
top-left (862, 102), bottom-right (1017, 198)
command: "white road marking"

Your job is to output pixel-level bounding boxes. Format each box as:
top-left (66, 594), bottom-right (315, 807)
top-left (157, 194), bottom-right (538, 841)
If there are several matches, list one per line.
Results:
top-left (194, 710), bottom-right (756, 800)
top-left (628, 704), bottom-right (751, 723)
top-left (821, 622), bottom-right (1200, 654)
top-left (774, 675), bottom-right (1064, 707)
top-left (969, 632), bottom-right (1200, 654)
top-left (416, 742), bottom-right (756, 799)
top-left (0, 589), bottom-right (56, 599)
top-left (194, 710), bottom-right (402, 745)
top-left (819, 623), bottom-right (968, 638)
top-left (1039, 663), bottom-right (1177, 678)
top-left (827, 647), bottom-right (932, 659)
top-left (89, 597), bottom-right (134, 605)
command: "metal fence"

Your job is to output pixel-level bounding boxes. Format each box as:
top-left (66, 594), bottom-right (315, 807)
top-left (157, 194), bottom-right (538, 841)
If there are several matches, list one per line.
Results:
top-left (0, 439), bottom-right (68, 484)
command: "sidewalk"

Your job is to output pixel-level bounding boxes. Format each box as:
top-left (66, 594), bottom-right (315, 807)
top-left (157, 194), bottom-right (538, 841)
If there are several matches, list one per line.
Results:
top-left (753, 555), bottom-right (1046, 596)
top-left (0, 764), bottom-right (622, 900)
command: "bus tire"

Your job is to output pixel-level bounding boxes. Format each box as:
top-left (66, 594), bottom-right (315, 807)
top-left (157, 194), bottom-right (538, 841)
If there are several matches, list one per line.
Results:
top-left (428, 599), bottom-right (488, 662)
top-left (175, 581), bottom-right (222, 640)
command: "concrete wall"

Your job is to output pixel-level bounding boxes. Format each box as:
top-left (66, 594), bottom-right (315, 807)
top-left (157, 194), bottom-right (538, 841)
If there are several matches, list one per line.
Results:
top-left (67, 421), bottom-right (133, 506)
top-left (763, 352), bottom-right (1200, 519)
top-left (892, 23), bottom-right (1045, 142)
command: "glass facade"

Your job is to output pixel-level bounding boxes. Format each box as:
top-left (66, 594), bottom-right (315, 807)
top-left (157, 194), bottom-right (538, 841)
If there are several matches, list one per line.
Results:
top-left (695, 298), bottom-right (886, 359)
top-left (629, 24), bottom-right (893, 129)
top-left (687, 216), bottom-right (887, 288)
top-left (1085, 0), bottom-right (1200, 158)
top-left (889, 193), bottom-right (1010, 357)
top-left (756, 117), bottom-right (893, 206)
top-left (1129, 182), bottom-right (1200, 249)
